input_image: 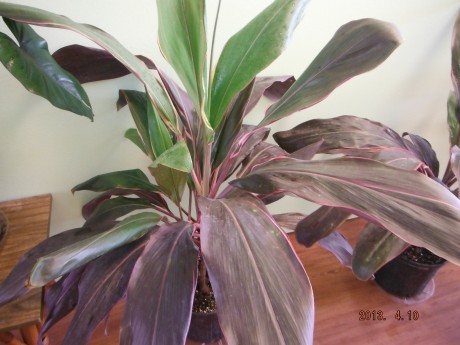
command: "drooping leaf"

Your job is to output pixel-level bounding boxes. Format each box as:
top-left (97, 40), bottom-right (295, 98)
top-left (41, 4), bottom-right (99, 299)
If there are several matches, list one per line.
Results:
top-left (120, 222), bottom-right (198, 345)
top-left (295, 206), bottom-right (351, 247)
top-left (63, 238), bottom-right (146, 345)
top-left (124, 128), bottom-right (148, 155)
top-left (0, 226), bottom-right (106, 305)
top-left (199, 196), bottom-right (314, 345)
top-left (273, 115), bottom-right (406, 154)
top-left (29, 212), bottom-right (160, 287)
top-left (245, 76), bottom-right (295, 115)
top-left (238, 142), bottom-right (287, 178)
top-left (52, 44), bottom-right (155, 83)
top-left (318, 231), bottom-right (353, 268)
top-left (451, 146), bottom-right (460, 191)
top-left (355, 147), bottom-right (422, 170)
top-left (210, 0), bottom-right (310, 129)
top-left (38, 269), bottom-right (84, 345)
top-left (231, 157), bottom-right (460, 264)
top-left (156, 0), bottom-right (207, 119)
top-left (0, 19), bottom-right (93, 118)
top-left (84, 197), bottom-right (154, 227)
top-left (72, 169), bottom-right (159, 193)
top-left (261, 19), bottom-right (401, 126)
top-left (0, 2), bottom-right (177, 130)
top-left (81, 188), bottom-right (169, 221)
top-left (352, 222), bottom-right (408, 281)
top-left (402, 133), bottom-right (439, 176)
top-left (150, 140), bottom-right (193, 173)
top-left (272, 212), bottom-right (305, 231)
top-left (212, 79), bottom-right (255, 168)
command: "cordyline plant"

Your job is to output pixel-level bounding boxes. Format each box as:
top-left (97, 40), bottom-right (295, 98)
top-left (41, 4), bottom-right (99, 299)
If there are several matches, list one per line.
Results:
top-left (273, 9), bottom-right (460, 282)
top-left (1, 1), bottom-right (460, 345)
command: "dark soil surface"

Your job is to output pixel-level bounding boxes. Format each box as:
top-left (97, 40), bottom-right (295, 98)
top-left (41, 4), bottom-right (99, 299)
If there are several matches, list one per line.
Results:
top-left (401, 246), bottom-right (446, 265)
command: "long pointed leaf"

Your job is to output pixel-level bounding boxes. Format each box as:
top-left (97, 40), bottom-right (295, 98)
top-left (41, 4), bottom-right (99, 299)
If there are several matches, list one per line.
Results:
top-left (261, 19), bottom-right (401, 126)
top-left (0, 2), bottom-right (177, 130)
top-left (120, 222), bottom-right (198, 345)
top-left (0, 19), bottom-right (93, 118)
top-left (63, 238), bottom-right (146, 345)
top-left (245, 76), bottom-right (295, 115)
top-left (30, 212), bottom-right (160, 287)
top-left (210, 0), bottom-right (309, 128)
top-left (231, 157), bottom-right (460, 265)
top-left (199, 196), bottom-right (314, 345)
top-left (318, 231), bottom-right (353, 268)
top-left (451, 10), bottom-right (460, 103)
top-left (156, 0), bottom-right (206, 117)
top-left (352, 222), bottom-right (408, 281)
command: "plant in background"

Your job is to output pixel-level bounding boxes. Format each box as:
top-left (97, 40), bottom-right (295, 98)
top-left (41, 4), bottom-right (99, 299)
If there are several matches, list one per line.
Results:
top-left (0, 1), bottom-right (460, 345)
top-left (273, 9), bottom-right (460, 291)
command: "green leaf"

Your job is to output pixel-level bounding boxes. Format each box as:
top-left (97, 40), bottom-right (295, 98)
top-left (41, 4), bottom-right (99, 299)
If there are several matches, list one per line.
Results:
top-left (124, 128), bottom-right (147, 155)
top-left (199, 196), bottom-right (314, 345)
top-left (146, 92), bottom-right (174, 157)
top-left (260, 19), bottom-right (401, 126)
top-left (72, 169), bottom-right (159, 193)
top-left (0, 19), bottom-right (93, 118)
top-left (231, 157), bottom-right (460, 265)
top-left (210, 0), bottom-right (309, 129)
top-left (452, 10), bottom-right (460, 102)
top-left (149, 165), bottom-right (188, 203)
top-left (156, 0), bottom-right (207, 118)
top-left (29, 212), bottom-right (161, 287)
top-left (352, 222), bottom-right (408, 281)
top-left (448, 91), bottom-right (460, 147)
top-left (0, 2), bottom-right (177, 130)
top-left (150, 140), bottom-right (193, 173)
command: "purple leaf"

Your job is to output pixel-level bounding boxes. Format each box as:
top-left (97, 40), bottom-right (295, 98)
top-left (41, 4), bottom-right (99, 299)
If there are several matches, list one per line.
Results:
top-left (199, 196), bottom-right (314, 345)
top-left (352, 222), bottom-right (408, 281)
top-left (403, 133), bottom-right (439, 176)
top-left (62, 238), bottom-right (147, 345)
top-left (52, 44), bottom-right (155, 84)
top-left (272, 212), bottom-right (306, 231)
top-left (238, 142), bottom-right (287, 178)
top-left (245, 76), bottom-right (295, 115)
top-left (0, 226), bottom-right (107, 305)
top-left (273, 115), bottom-right (405, 154)
top-left (295, 206), bottom-right (350, 247)
top-left (318, 231), bottom-right (353, 268)
top-left (231, 157), bottom-right (460, 264)
top-left (452, 10), bottom-right (460, 103)
top-left (120, 222), bottom-right (198, 345)
top-left (451, 146), bottom-right (460, 195)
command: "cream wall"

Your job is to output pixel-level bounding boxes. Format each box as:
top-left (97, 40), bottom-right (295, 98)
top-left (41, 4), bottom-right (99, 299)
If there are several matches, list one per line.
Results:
top-left (0, 0), bottom-right (459, 234)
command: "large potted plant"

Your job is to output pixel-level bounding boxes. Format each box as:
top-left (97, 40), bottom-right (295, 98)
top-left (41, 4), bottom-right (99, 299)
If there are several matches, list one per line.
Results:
top-left (1, 1), bottom-right (460, 345)
top-left (273, 9), bottom-right (460, 301)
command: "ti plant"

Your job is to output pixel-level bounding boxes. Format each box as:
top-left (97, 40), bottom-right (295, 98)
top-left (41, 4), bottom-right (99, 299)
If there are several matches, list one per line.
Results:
top-left (1, 1), bottom-right (460, 345)
top-left (274, 9), bottom-right (460, 282)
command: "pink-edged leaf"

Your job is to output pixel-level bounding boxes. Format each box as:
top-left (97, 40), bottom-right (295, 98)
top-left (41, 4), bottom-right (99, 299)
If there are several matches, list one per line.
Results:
top-left (120, 222), bottom-right (198, 345)
top-left (355, 147), bottom-right (422, 170)
top-left (295, 206), bottom-right (350, 247)
top-left (261, 19), bottom-right (401, 126)
top-left (38, 269), bottom-right (83, 345)
top-left (238, 142), bottom-right (287, 178)
top-left (273, 115), bottom-right (406, 154)
top-left (451, 146), bottom-right (460, 193)
top-left (289, 140), bottom-right (324, 160)
top-left (245, 76), bottom-right (295, 115)
top-left (52, 44), bottom-right (155, 84)
top-left (199, 196), bottom-right (314, 345)
top-left (231, 157), bottom-right (460, 264)
top-left (82, 188), bottom-right (169, 220)
top-left (0, 226), bottom-right (107, 305)
top-left (272, 212), bottom-right (305, 231)
top-left (352, 222), bottom-right (408, 281)
top-left (318, 231), bottom-right (353, 268)
top-left (63, 238), bottom-right (147, 345)
top-left (403, 133), bottom-right (439, 176)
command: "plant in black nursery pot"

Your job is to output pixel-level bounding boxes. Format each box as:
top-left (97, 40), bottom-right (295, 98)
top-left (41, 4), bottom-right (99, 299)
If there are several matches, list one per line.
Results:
top-left (1, 1), bottom-right (460, 345)
top-left (273, 9), bottom-right (460, 302)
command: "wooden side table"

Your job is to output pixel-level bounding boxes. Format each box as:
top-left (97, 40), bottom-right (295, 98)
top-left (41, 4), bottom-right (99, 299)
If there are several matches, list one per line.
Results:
top-left (0, 195), bottom-right (52, 345)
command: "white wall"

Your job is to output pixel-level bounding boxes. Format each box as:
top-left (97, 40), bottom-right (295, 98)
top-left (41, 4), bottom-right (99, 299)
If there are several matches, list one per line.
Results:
top-left (0, 0), bottom-right (459, 234)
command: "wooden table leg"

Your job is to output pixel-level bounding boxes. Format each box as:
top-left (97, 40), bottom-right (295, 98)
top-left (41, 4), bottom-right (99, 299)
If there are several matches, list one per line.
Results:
top-left (19, 324), bottom-right (39, 345)
top-left (0, 332), bottom-right (27, 345)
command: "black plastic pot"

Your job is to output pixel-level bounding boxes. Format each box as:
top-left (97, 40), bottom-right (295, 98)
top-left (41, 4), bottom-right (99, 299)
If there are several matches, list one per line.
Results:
top-left (374, 246), bottom-right (446, 298)
top-left (187, 310), bottom-right (223, 343)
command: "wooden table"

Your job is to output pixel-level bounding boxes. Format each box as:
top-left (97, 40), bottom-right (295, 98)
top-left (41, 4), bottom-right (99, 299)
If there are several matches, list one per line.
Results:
top-left (0, 195), bottom-right (52, 345)
top-left (45, 218), bottom-right (460, 344)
